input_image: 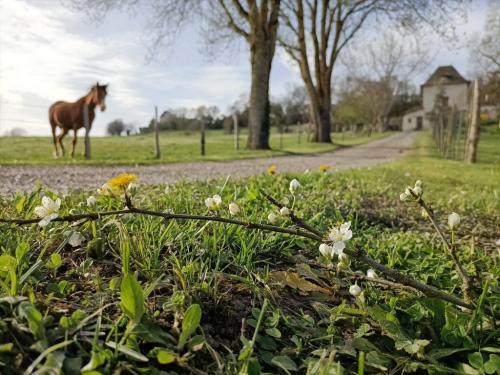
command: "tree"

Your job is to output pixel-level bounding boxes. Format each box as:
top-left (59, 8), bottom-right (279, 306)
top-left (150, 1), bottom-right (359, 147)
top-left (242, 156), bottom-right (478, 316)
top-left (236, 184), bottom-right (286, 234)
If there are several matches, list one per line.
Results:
top-left (68, 0), bottom-right (281, 150)
top-left (472, 2), bottom-right (500, 74)
top-left (342, 31), bottom-right (431, 131)
top-left (279, 0), bottom-right (467, 143)
top-left (106, 119), bottom-right (126, 136)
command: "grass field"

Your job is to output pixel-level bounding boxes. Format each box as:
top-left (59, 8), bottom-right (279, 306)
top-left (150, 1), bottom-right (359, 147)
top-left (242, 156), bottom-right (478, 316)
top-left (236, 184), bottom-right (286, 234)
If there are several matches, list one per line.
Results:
top-left (0, 125), bottom-right (498, 374)
top-left (0, 128), bottom-right (392, 165)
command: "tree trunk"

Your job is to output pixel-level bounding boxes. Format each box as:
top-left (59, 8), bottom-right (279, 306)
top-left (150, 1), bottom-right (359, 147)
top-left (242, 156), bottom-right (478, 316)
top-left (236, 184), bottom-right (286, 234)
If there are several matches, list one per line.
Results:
top-left (309, 94), bottom-right (332, 143)
top-left (247, 42), bottom-right (273, 150)
top-left (465, 79), bottom-right (481, 163)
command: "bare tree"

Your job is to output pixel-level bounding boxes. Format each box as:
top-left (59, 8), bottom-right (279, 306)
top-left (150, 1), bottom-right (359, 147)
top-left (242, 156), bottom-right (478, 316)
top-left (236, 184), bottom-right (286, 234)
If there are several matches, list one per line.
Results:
top-left (279, 0), bottom-right (468, 143)
top-left (342, 31), bottom-right (431, 131)
top-left (471, 2), bottom-right (500, 73)
top-left (67, 0), bottom-right (281, 149)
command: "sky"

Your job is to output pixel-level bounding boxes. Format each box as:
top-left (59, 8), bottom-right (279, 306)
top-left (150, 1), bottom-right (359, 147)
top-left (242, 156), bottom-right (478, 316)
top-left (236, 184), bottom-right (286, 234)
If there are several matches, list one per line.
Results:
top-left (0, 0), bottom-right (488, 136)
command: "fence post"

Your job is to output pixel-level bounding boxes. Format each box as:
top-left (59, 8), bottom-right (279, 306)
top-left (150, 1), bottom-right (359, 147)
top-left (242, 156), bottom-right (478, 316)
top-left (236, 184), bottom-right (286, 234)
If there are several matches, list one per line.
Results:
top-left (83, 104), bottom-right (91, 160)
top-left (279, 124), bottom-right (284, 149)
top-left (233, 114), bottom-right (239, 151)
top-left (154, 106), bottom-right (161, 159)
top-left (297, 123), bottom-right (301, 145)
top-left (465, 79), bottom-right (481, 163)
top-left (200, 120), bottom-right (206, 156)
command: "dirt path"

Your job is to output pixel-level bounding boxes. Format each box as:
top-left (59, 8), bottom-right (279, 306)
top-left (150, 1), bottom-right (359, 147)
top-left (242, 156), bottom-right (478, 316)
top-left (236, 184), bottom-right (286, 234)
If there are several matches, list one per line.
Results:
top-left (0, 132), bottom-right (415, 195)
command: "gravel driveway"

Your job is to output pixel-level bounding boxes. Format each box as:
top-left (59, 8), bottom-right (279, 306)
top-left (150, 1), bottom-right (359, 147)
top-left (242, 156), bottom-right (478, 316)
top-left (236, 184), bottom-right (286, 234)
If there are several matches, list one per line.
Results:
top-left (0, 132), bottom-right (415, 195)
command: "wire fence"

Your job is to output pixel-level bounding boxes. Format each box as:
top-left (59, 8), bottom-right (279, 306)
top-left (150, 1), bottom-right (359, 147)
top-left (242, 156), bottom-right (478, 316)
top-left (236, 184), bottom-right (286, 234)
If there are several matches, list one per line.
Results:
top-left (429, 79), bottom-right (481, 163)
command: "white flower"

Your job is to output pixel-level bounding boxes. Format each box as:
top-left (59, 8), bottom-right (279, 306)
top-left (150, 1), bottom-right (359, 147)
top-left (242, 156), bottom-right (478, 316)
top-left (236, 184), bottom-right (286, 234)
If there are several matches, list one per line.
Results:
top-left (86, 196), bottom-right (96, 206)
top-left (68, 231), bottom-right (84, 247)
top-left (127, 182), bottom-right (138, 192)
top-left (415, 180), bottom-right (422, 188)
top-left (212, 194), bottom-right (222, 206)
top-left (400, 192), bottom-right (410, 202)
top-left (228, 202), bottom-right (240, 215)
top-left (367, 269), bottom-right (377, 278)
top-left (328, 221), bottom-right (352, 253)
top-left (280, 207), bottom-right (290, 216)
top-left (495, 239), bottom-right (500, 246)
top-left (289, 179), bottom-right (301, 194)
top-left (268, 212), bottom-right (279, 224)
top-left (405, 187), bottom-right (413, 196)
top-left (412, 186), bottom-right (423, 197)
top-left (349, 284), bottom-right (362, 297)
top-left (448, 212), bottom-right (461, 229)
top-left (205, 195), bottom-right (222, 210)
top-left (205, 197), bottom-right (215, 209)
top-left (97, 183), bottom-right (113, 196)
top-left (319, 244), bottom-right (335, 258)
top-left (34, 196), bottom-right (61, 227)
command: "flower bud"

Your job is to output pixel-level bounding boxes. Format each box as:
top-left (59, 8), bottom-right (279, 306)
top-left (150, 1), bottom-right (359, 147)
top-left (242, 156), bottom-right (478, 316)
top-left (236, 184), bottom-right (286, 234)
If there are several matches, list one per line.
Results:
top-left (289, 179), bottom-right (301, 194)
top-left (86, 196), bottom-right (96, 206)
top-left (280, 206), bottom-right (290, 216)
top-left (268, 212), bottom-right (278, 224)
top-left (349, 284), bottom-right (362, 297)
top-left (413, 186), bottom-right (423, 197)
top-left (400, 193), bottom-right (409, 202)
top-left (448, 212), bottom-right (461, 229)
top-left (319, 244), bottom-right (334, 258)
top-left (228, 202), bottom-right (240, 215)
top-left (367, 269), bottom-right (377, 278)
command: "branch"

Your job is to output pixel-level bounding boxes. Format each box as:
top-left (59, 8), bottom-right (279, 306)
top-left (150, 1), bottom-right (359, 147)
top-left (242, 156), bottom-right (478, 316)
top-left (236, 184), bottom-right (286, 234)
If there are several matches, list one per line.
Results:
top-left (218, 0), bottom-right (250, 40)
top-left (261, 190), bottom-right (478, 312)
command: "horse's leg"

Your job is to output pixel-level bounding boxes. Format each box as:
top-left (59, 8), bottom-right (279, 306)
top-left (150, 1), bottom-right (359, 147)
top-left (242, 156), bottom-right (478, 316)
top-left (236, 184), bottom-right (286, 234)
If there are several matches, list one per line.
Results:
top-left (58, 128), bottom-right (69, 157)
top-left (71, 129), bottom-right (78, 158)
top-left (51, 124), bottom-right (59, 158)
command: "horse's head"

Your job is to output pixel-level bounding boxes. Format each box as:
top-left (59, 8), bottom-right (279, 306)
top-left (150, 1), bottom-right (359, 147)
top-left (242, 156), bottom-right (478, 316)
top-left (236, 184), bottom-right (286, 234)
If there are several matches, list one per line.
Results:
top-left (90, 82), bottom-right (108, 112)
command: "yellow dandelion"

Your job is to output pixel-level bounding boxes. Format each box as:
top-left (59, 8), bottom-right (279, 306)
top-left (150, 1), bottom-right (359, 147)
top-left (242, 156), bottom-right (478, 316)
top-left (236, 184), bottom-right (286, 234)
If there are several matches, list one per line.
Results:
top-left (107, 173), bottom-right (138, 192)
top-left (267, 164), bottom-right (277, 176)
top-left (319, 165), bottom-right (329, 173)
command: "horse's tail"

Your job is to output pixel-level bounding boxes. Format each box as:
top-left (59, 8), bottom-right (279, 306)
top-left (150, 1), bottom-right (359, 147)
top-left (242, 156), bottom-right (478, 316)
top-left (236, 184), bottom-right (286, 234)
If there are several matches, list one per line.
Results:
top-left (48, 101), bottom-right (63, 128)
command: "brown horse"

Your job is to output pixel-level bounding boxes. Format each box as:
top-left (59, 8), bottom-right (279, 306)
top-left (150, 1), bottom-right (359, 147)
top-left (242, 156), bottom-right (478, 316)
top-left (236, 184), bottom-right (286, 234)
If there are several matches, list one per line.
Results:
top-left (49, 82), bottom-right (108, 157)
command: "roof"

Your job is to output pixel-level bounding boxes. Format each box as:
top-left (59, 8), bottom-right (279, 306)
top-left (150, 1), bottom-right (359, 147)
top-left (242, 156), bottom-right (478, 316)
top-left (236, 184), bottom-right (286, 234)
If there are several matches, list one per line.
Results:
top-left (402, 106), bottom-right (423, 116)
top-left (423, 66), bottom-right (469, 86)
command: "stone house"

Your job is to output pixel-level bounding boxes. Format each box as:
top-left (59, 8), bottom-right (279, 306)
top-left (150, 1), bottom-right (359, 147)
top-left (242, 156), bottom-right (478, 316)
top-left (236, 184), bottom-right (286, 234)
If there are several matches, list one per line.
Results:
top-left (402, 66), bottom-right (470, 131)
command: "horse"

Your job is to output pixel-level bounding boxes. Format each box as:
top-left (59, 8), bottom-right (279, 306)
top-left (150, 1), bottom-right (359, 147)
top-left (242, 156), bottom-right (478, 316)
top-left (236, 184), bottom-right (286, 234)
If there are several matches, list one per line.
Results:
top-left (49, 82), bottom-right (108, 157)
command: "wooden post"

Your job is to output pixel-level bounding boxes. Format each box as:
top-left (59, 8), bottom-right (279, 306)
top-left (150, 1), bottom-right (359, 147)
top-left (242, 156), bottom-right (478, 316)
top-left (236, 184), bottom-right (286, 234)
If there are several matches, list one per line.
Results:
top-left (233, 114), bottom-right (239, 151)
top-left (83, 104), bottom-right (91, 160)
top-left (154, 106), bottom-right (161, 159)
top-left (297, 123), bottom-right (301, 145)
top-left (200, 120), bottom-right (206, 156)
top-left (279, 124), bottom-right (284, 149)
top-left (465, 79), bottom-right (481, 163)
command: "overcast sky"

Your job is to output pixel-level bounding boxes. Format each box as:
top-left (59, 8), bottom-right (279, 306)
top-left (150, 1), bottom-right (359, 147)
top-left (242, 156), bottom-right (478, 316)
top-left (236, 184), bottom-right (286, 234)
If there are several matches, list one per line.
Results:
top-left (0, 0), bottom-right (488, 136)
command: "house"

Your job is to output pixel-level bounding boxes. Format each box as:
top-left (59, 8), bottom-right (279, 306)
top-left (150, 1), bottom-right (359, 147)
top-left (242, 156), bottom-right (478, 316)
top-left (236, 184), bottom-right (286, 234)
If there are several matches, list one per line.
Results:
top-left (402, 66), bottom-right (470, 131)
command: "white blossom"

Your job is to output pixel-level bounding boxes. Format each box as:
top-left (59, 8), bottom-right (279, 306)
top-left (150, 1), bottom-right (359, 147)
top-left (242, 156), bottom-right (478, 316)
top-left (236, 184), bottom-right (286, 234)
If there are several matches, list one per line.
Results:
top-left (495, 239), bottom-right (500, 246)
top-left (367, 269), bottom-right (377, 278)
top-left (448, 212), bottom-right (461, 229)
top-left (228, 202), bottom-right (240, 215)
top-left (338, 252), bottom-right (349, 263)
top-left (86, 196), bottom-right (96, 206)
top-left (34, 196), bottom-right (61, 227)
top-left (205, 195), bottom-right (222, 210)
top-left (97, 183), bottom-right (113, 196)
top-left (349, 284), bottom-right (362, 297)
top-left (268, 212), bottom-right (279, 224)
top-left (319, 244), bottom-right (335, 258)
top-left (412, 186), bottom-right (423, 197)
top-left (68, 231), bottom-right (84, 247)
top-left (289, 179), bottom-right (301, 194)
top-left (328, 221), bottom-right (352, 253)
top-left (280, 207), bottom-right (290, 216)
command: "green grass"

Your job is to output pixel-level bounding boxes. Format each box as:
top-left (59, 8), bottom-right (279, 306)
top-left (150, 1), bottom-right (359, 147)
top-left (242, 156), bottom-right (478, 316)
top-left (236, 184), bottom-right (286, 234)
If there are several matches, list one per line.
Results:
top-left (0, 128), bottom-right (392, 165)
top-left (0, 125), bottom-right (498, 374)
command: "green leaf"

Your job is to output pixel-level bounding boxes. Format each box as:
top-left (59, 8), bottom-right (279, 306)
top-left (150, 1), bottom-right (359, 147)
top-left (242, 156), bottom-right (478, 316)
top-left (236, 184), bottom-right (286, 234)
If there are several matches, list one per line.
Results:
top-left (265, 327), bottom-right (281, 338)
top-left (484, 354), bottom-right (500, 374)
top-left (81, 350), bottom-right (107, 372)
top-left (16, 196), bottom-right (26, 213)
top-left (178, 304), bottom-right (202, 349)
top-left (119, 274), bottom-right (145, 324)
top-left (469, 352), bottom-right (484, 370)
top-left (0, 255), bottom-right (17, 272)
top-left (188, 335), bottom-right (205, 352)
top-left (157, 350), bottom-right (177, 364)
top-left (105, 341), bottom-right (149, 362)
top-left (46, 253), bottom-right (62, 270)
top-left (248, 358), bottom-right (262, 375)
top-left (271, 355), bottom-right (298, 372)
top-left (0, 343), bottom-right (13, 352)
